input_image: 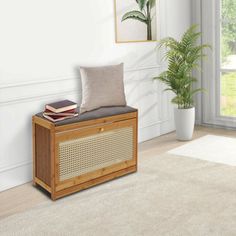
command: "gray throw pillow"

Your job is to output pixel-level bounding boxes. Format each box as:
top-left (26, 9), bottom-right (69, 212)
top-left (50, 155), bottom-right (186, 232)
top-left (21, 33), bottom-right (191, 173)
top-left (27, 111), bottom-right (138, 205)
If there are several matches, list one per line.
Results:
top-left (80, 63), bottom-right (127, 113)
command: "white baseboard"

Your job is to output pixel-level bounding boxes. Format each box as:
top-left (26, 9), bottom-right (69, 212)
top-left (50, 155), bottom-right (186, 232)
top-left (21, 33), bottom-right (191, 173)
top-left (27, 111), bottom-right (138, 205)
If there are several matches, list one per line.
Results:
top-left (139, 120), bottom-right (175, 143)
top-left (0, 162), bottom-right (32, 192)
top-left (195, 119), bottom-right (202, 125)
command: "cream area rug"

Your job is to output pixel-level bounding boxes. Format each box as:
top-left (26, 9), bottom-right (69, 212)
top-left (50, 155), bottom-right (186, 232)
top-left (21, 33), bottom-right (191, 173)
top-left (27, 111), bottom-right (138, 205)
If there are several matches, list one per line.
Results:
top-left (1, 150), bottom-right (236, 235)
top-left (168, 135), bottom-right (236, 166)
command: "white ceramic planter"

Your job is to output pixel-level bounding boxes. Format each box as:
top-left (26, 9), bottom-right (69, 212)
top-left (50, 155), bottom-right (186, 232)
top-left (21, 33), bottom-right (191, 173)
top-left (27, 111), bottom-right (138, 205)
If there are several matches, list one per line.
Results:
top-left (174, 107), bottom-right (195, 141)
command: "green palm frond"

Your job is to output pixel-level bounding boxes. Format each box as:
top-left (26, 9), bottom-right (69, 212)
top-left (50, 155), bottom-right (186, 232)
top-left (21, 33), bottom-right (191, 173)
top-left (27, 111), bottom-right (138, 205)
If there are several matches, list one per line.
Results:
top-left (158, 37), bottom-right (179, 50)
top-left (153, 24), bottom-right (211, 108)
top-left (121, 10), bottom-right (147, 24)
top-left (135, 0), bottom-right (148, 11)
top-left (135, 0), bottom-right (155, 9)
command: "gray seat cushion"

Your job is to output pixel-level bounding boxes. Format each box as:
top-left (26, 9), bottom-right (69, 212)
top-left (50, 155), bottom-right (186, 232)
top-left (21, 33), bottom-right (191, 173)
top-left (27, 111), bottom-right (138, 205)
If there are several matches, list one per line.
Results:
top-left (36, 106), bottom-right (137, 126)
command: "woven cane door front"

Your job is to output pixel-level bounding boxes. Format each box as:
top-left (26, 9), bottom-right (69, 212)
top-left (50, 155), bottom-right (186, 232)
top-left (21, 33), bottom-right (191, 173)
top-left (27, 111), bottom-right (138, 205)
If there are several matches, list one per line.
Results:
top-left (55, 119), bottom-right (137, 190)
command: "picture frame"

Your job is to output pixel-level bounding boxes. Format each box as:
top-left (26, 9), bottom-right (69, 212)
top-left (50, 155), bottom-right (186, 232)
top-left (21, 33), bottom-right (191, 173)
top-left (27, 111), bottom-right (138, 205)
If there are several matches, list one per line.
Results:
top-left (114, 0), bottom-right (157, 43)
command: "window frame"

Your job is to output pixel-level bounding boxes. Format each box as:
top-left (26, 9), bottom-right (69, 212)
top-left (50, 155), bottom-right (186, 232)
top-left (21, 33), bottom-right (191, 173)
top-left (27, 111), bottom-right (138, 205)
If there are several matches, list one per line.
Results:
top-left (201, 0), bottom-right (236, 128)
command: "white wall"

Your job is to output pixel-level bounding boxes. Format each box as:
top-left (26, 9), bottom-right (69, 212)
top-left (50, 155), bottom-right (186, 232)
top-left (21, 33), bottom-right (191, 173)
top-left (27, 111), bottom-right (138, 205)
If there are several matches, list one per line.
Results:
top-left (0, 0), bottom-right (191, 191)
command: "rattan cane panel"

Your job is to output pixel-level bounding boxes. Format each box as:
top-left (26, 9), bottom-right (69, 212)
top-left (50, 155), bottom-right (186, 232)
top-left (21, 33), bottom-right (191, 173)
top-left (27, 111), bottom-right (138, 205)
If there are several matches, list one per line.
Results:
top-left (59, 126), bottom-right (133, 181)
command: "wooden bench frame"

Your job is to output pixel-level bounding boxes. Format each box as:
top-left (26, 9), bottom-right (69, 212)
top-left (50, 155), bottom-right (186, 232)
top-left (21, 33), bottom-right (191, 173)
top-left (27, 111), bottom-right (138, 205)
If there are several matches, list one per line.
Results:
top-left (32, 111), bottom-right (138, 200)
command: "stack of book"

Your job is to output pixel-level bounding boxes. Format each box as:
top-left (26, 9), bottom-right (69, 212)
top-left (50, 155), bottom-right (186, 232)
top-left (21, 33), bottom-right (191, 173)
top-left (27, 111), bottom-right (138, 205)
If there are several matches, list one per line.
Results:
top-left (43, 100), bottom-right (78, 122)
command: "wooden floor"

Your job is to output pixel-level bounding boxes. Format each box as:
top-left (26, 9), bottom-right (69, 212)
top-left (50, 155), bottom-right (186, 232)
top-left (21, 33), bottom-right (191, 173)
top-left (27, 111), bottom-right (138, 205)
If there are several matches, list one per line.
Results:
top-left (0, 126), bottom-right (235, 220)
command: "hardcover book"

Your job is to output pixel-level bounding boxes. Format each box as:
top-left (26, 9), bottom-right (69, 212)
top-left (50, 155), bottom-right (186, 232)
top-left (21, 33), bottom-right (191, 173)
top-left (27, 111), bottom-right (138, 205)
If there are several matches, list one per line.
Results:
top-left (43, 113), bottom-right (78, 122)
top-left (43, 109), bottom-right (76, 116)
top-left (45, 100), bottom-right (77, 113)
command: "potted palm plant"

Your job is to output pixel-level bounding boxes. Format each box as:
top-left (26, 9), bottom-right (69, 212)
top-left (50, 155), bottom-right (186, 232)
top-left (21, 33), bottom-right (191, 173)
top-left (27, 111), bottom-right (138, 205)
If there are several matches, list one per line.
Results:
top-left (154, 25), bottom-right (210, 141)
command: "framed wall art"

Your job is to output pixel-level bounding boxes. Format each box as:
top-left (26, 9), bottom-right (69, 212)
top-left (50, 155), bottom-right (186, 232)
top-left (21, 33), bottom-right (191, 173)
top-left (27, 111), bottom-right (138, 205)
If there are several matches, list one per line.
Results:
top-left (114, 0), bottom-right (157, 43)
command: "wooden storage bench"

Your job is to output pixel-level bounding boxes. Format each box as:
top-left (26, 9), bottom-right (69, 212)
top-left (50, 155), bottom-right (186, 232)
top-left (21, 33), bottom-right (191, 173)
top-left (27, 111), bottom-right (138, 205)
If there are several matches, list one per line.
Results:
top-left (32, 106), bottom-right (138, 200)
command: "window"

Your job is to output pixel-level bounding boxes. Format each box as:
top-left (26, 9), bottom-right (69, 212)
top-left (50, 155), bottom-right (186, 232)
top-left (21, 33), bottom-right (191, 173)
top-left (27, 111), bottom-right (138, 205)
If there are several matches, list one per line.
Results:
top-left (201, 0), bottom-right (236, 127)
top-left (220, 0), bottom-right (236, 117)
